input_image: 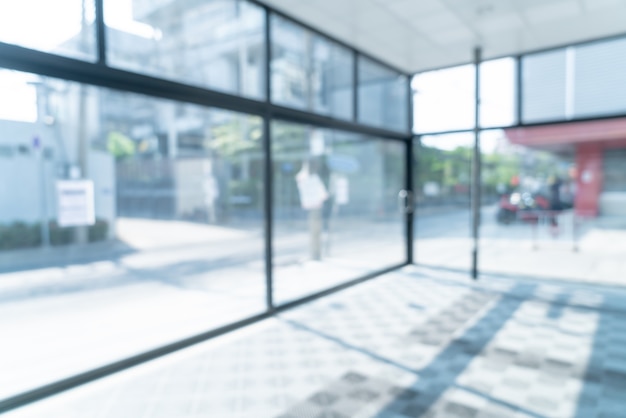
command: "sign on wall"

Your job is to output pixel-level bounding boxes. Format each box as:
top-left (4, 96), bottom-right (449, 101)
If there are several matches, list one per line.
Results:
top-left (56, 180), bottom-right (96, 227)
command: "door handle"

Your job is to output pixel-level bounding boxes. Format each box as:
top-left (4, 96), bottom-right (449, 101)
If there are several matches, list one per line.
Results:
top-left (398, 190), bottom-right (414, 214)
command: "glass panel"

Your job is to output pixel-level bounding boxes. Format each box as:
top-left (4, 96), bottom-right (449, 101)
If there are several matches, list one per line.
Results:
top-left (105, 0), bottom-right (265, 99)
top-left (413, 65), bottom-right (475, 133)
top-left (0, 0), bottom-right (96, 60)
top-left (523, 37), bottom-right (626, 123)
top-left (358, 57), bottom-right (408, 132)
top-left (480, 58), bottom-right (517, 128)
top-left (270, 15), bottom-right (354, 119)
top-left (480, 125), bottom-right (626, 285)
top-left (312, 36), bottom-right (353, 120)
top-left (522, 50), bottom-right (567, 123)
top-left (272, 121), bottom-right (405, 304)
top-left (0, 69), bottom-right (265, 399)
top-left (574, 37), bottom-right (626, 118)
top-left (413, 133), bottom-right (473, 270)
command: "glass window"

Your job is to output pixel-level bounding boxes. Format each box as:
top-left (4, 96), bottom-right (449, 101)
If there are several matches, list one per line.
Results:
top-left (477, 127), bottom-right (619, 285)
top-left (573, 37), bottom-right (626, 118)
top-left (413, 133), bottom-right (473, 270)
top-left (523, 37), bottom-right (626, 123)
top-left (105, 0), bottom-right (266, 99)
top-left (272, 121), bottom-right (406, 304)
top-left (522, 49), bottom-right (568, 123)
top-left (0, 69), bottom-right (265, 400)
top-left (480, 58), bottom-right (517, 128)
top-left (358, 56), bottom-right (408, 132)
top-left (0, 0), bottom-right (96, 60)
top-left (270, 15), bottom-right (354, 119)
top-left (413, 65), bottom-right (475, 133)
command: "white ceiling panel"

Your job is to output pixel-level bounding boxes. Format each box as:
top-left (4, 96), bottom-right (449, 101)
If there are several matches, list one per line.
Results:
top-left (524, 1), bottom-right (582, 25)
top-left (258, 0), bottom-right (626, 73)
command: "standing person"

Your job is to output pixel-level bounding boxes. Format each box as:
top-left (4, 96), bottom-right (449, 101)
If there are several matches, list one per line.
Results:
top-left (548, 175), bottom-right (562, 236)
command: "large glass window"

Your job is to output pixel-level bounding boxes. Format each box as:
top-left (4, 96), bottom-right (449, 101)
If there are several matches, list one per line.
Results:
top-left (272, 121), bottom-right (406, 304)
top-left (480, 58), bottom-right (517, 128)
top-left (270, 15), bottom-right (353, 120)
top-left (522, 37), bottom-right (626, 123)
top-left (0, 69), bottom-right (266, 400)
top-left (413, 65), bottom-right (475, 133)
top-left (105, 0), bottom-right (265, 99)
top-left (0, 0), bottom-right (96, 60)
top-left (358, 57), bottom-right (408, 132)
top-left (522, 49), bottom-right (569, 123)
top-left (478, 127), bottom-right (621, 284)
top-left (574, 37), bottom-right (626, 118)
top-left (413, 133), bottom-right (473, 271)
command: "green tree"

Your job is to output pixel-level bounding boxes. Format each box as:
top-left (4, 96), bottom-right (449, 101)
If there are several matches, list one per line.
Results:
top-left (106, 131), bottom-right (135, 159)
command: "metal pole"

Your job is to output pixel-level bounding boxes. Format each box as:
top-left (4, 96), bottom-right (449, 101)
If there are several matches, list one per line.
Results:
top-left (263, 9), bottom-right (274, 311)
top-left (406, 73), bottom-right (415, 264)
top-left (353, 51), bottom-right (359, 122)
top-left (406, 138), bottom-right (414, 264)
top-left (471, 47), bottom-right (482, 280)
top-left (95, 0), bottom-right (106, 65)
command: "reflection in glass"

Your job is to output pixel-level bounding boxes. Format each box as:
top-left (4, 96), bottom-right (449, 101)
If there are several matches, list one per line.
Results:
top-left (270, 15), bottom-right (353, 119)
top-left (105, 0), bottom-right (265, 98)
top-left (0, 0), bottom-right (96, 60)
top-left (358, 57), bottom-right (408, 132)
top-left (413, 133), bottom-right (473, 270)
top-left (0, 69), bottom-right (265, 399)
top-left (272, 121), bottom-right (405, 304)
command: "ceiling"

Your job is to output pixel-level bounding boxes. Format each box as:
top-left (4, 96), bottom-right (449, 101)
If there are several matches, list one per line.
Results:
top-left (257, 0), bottom-right (626, 73)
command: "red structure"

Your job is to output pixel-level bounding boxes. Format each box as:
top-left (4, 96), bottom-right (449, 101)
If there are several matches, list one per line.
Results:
top-left (505, 118), bottom-right (626, 217)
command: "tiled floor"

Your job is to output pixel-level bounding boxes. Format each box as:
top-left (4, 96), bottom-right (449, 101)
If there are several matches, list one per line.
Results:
top-left (6, 266), bottom-right (626, 418)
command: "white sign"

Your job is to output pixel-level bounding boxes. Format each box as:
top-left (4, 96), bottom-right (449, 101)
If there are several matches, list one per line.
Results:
top-left (56, 180), bottom-right (96, 227)
top-left (334, 176), bottom-right (349, 205)
top-left (296, 172), bottom-right (328, 210)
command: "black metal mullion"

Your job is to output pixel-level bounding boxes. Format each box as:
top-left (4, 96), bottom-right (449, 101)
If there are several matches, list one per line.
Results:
top-left (353, 51), bottom-right (359, 122)
top-left (405, 72), bottom-right (415, 264)
top-left (471, 48), bottom-right (482, 280)
top-left (0, 42), bottom-right (268, 116)
top-left (95, 0), bottom-right (106, 64)
top-left (263, 8), bottom-right (274, 311)
top-left (405, 138), bottom-right (414, 264)
top-left (516, 55), bottom-right (523, 125)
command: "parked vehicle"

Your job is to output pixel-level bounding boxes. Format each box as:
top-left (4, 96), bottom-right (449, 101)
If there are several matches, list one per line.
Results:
top-left (496, 191), bottom-right (551, 224)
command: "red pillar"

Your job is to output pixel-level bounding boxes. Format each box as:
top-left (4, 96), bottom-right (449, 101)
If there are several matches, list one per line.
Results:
top-left (575, 143), bottom-right (603, 217)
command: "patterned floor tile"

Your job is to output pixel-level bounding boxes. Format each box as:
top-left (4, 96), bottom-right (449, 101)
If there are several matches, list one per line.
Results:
top-left (5, 266), bottom-right (626, 418)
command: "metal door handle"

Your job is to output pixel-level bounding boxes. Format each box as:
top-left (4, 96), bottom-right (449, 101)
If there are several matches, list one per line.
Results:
top-left (398, 190), bottom-right (414, 214)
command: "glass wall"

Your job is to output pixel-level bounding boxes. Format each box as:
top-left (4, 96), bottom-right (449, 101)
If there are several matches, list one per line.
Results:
top-left (521, 49), bottom-right (567, 123)
top-left (480, 127), bottom-right (588, 280)
top-left (0, 69), bottom-right (266, 399)
top-left (105, 0), bottom-right (266, 98)
top-left (522, 37), bottom-right (626, 123)
top-left (0, 0), bottom-right (414, 407)
top-left (358, 56), bottom-right (408, 132)
top-left (270, 14), bottom-right (354, 119)
top-left (0, 0), bottom-right (96, 60)
top-left (413, 133), bottom-right (473, 271)
top-left (272, 121), bottom-right (406, 303)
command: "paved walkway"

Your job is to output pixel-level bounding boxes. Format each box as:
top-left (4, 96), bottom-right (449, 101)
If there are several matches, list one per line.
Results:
top-left (6, 266), bottom-right (626, 417)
